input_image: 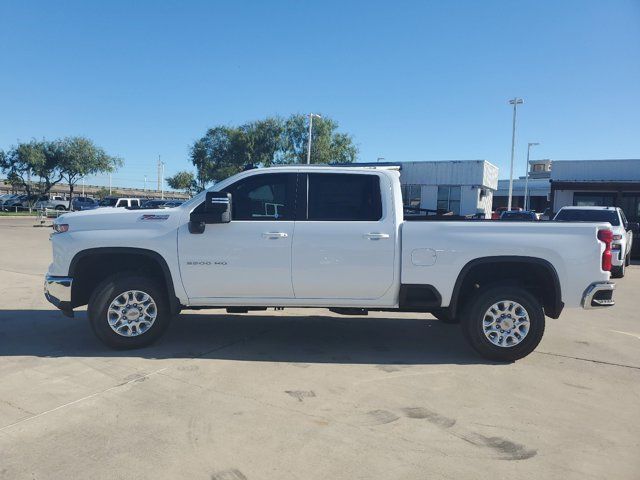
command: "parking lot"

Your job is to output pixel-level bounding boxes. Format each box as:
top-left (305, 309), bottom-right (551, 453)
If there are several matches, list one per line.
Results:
top-left (0, 216), bottom-right (638, 480)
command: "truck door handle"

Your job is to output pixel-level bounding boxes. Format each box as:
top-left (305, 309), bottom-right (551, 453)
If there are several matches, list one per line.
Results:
top-left (262, 232), bottom-right (288, 239)
top-left (364, 232), bottom-right (390, 240)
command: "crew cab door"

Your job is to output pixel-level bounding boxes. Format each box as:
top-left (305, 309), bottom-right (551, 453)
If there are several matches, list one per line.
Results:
top-left (292, 172), bottom-right (396, 300)
top-left (178, 172), bottom-right (297, 300)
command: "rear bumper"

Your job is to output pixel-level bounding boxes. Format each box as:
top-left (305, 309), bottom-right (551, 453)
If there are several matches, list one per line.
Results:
top-left (44, 274), bottom-right (74, 316)
top-left (581, 282), bottom-right (615, 309)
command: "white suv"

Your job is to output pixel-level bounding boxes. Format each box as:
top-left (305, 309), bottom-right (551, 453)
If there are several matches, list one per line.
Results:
top-left (554, 206), bottom-right (637, 278)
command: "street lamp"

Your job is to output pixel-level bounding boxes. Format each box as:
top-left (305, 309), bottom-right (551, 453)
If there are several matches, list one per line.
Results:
top-left (507, 97), bottom-right (524, 211)
top-left (306, 113), bottom-right (322, 164)
top-left (524, 142), bottom-right (539, 211)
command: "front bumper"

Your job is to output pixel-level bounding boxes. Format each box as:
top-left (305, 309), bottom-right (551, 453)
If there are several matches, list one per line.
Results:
top-left (581, 282), bottom-right (615, 309)
top-left (44, 274), bottom-right (74, 316)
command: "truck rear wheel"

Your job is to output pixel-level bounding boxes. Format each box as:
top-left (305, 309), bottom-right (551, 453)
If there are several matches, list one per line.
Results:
top-left (88, 274), bottom-right (171, 349)
top-left (460, 285), bottom-right (545, 362)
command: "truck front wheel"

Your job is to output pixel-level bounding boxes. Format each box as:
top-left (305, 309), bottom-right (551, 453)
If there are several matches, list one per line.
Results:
top-left (461, 285), bottom-right (545, 362)
top-left (88, 274), bottom-right (171, 349)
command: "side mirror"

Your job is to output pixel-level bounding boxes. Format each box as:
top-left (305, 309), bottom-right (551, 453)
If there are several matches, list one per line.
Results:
top-left (629, 222), bottom-right (639, 234)
top-left (189, 192), bottom-right (232, 234)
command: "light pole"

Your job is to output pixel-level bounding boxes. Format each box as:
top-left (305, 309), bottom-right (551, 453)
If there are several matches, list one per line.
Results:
top-left (507, 98), bottom-right (524, 211)
top-left (524, 142), bottom-right (539, 211)
top-left (306, 113), bottom-right (322, 164)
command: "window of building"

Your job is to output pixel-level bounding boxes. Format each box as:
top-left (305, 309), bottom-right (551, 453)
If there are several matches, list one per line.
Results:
top-left (223, 173), bottom-right (294, 220)
top-left (401, 184), bottom-right (421, 208)
top-left (621, 193), bottom-right (640, 222)
top-left (307, 173), bottom-right (382, 221)
top-left (437, 186), bottom-right (461, 214)
top-left (572, 192), bottom-right (616, 207)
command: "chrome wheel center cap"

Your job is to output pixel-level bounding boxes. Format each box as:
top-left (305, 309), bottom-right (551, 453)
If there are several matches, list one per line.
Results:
top-left (500, 318), bottom-right (514, 330)
top-left (125, 308), bottom-right (141, 321)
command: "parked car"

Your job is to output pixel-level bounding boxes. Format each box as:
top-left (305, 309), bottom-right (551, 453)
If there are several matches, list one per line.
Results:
top-left (35, 196), bottom-right (69, 211)
top-left (98, 197), bottom-right (141, 208)
top-left (491, 206), bottom-right (522, 220)
top-left (500, 210), bottom-right (537, 221)
top-left (2, 194), bottom-right (30, 211)
top-left (141, 199), bottom-right (185, 209)
top-left (71, 197), bottom-right (99, 211)
top-left (162, 200), bottom-right (184, 208)
top-left (141, 199), bottom-right (167, 209)
top-left (538, 208), bottom-right (553, 221)
top-left (0, 194), bottom-right (19, 208)
top-left (45, 166), bottom-right (616, 362)
top-left (554, 206), bottom-right (637, 278)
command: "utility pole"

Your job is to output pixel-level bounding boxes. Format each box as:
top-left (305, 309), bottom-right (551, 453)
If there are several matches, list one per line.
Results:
top-left (306, 113), bottom-right (322, 164)
top-left (507, 98), bottom-right (524, 211)
top-left (524, 142), bottom-right (539, 211)
top-left (157, 155), bottom-right (162, 193)
top-left (82, 177), bottom-right (85, 196)
top-left (144, 175), bottom-right (147, 192)
top-left (161, 162), bottom-right (165, 200)
top-left (109, 173), bottom-right (112, 195)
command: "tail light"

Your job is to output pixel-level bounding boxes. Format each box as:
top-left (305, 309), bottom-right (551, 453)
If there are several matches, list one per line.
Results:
top-left (598, 229), bottom-right (613, 272)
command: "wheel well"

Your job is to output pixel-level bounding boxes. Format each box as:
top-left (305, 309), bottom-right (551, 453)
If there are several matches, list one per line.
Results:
top-left (450, 258), bottom-right (563, 319)
top-left (69, 249), bottom-right (177, 312)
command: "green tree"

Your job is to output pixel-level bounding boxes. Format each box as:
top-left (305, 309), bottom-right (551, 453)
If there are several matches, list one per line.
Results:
top-left (166, 171), bottom-right (197, 195)
top-left (240, 117), bottom-right (284, 167)
top-left (189, 126), bottom-right (245, 187)
top-left (52, 137), bottom-right (123, 209)
top-left (93, 187), bottom-right (111, 200)
top-left (280, 114), bottom-right (358, 165)
top-left (0, 140), bottom-right (64, 208)
top-left (189, 114), bottom-right (358, 186)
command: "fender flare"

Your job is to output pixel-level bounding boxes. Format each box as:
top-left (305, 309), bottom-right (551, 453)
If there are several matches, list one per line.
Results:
top-left (449, 256), bottom-right (563, 319)
top-left (68, 247), bottom-right (180, 313)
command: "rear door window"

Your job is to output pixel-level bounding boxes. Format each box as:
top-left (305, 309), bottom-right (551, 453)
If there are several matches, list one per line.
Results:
top-left (305, 173), bottom-right (382, 221)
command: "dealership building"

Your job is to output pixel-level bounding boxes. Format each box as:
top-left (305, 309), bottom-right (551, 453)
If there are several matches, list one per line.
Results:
top-left (397, 160), bottom-right (498, 217)
top-left (550, 159), bottom-right (640, 220)
top-left (493, 159), bottom-right (552, 212)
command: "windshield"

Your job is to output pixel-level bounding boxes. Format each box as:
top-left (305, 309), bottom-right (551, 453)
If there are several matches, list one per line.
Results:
top-left (554, 209), bottom-right (620, 226)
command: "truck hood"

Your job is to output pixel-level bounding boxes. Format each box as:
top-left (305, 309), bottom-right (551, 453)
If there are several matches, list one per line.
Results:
top-left (54, 207), bottom-right (182, 232)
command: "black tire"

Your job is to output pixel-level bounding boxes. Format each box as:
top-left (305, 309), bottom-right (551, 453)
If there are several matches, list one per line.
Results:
top-left (432, 309), bottom-right (459, 324)
top-left (460, 285), bottom-right (545, 362)
top-left (55, 205), bottom-right (66, 211)
top-left (611, 262), bottom-right (625, 279)
top-left (625, 252), bottom-right (631, 267)
top-left (88, 273), bottom-right (171, 349)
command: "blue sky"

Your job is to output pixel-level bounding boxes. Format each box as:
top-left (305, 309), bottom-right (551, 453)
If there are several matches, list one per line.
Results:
top-left (1, 0), bottom-right (639, 189)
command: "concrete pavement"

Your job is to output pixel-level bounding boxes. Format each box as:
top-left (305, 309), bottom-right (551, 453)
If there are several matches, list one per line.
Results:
top-left (0, 217), bottom-right (638, 479)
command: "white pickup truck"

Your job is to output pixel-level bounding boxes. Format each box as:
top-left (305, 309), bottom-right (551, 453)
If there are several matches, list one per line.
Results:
top-left (45, 166), bottom-right (616, 361)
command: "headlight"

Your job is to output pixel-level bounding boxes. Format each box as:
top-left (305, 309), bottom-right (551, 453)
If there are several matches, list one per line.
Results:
top-left (53, 223), bottom-right (69, 233)
top-left (612, 234), bottom-right (622, 240)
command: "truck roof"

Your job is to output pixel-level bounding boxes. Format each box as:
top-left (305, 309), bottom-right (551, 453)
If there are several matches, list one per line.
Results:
top-left (250, 164), bottom-right (401, 171)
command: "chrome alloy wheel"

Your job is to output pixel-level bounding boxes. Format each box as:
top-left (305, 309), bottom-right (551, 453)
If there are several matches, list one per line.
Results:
top-left (482, 300), bottom-right (530, 348)
top-left (107, 290), bottom-right (157, 337)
